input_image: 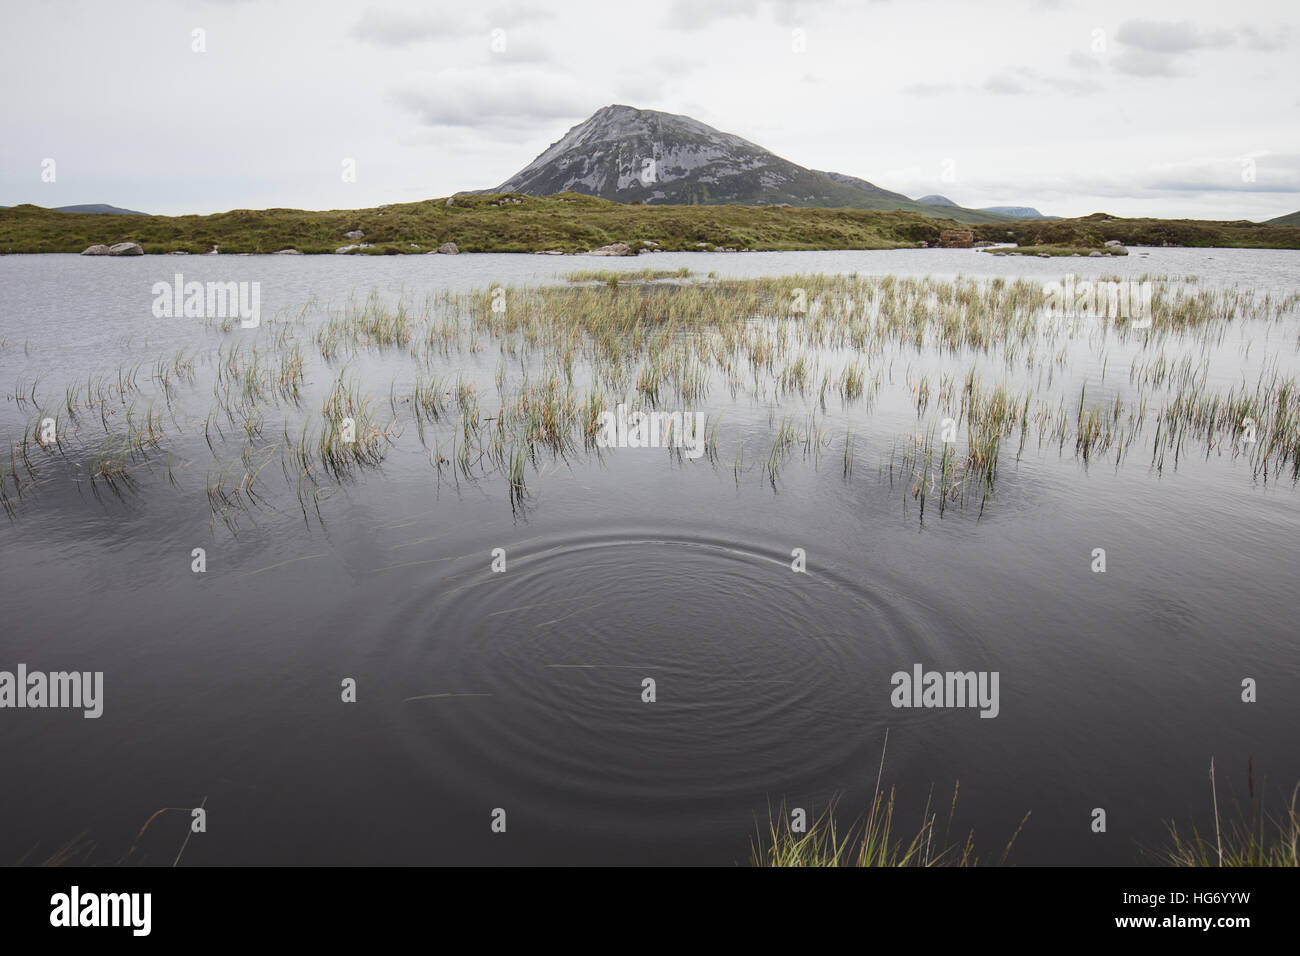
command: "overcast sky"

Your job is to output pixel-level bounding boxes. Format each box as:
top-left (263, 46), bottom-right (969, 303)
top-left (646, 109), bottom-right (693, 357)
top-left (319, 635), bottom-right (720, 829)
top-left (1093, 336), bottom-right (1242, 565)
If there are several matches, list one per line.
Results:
top-left (3, 0), bottom-right (1297, 219)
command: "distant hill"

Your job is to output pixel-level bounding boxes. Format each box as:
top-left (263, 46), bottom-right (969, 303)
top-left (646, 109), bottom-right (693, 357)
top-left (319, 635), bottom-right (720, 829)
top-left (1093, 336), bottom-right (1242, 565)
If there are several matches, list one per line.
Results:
top-left (1266, 210), bottom-right (1300, 226)
top-left (55, 203), bottom-right (147, 215)
top-left (915, 196), bottom-right (1048, 218)
top-left (479, 105), bottom-right (1016, 224)
top-left (980, 206), bottom-right (1045, 219)
top-left (810, 170), bottom-right (914, 204)
top-left (0, 203), bottom-right (147, 215)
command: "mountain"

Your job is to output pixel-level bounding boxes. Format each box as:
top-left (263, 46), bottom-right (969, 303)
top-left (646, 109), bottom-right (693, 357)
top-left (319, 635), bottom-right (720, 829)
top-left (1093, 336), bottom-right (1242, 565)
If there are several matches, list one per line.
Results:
top-left (481, 105), bottom-right (1015, 224)
top-left (915, 195), bottom-right (1048, 218)
top-left (0, 203), bottom-right (147, 215)
top-left (809, 170), bottom-right (913, 203)
top-left (980, 206), bottom-right (1044, 218)
top-left (54, 203), bottom-right (147, 215)
top-left (1266, 210), bottom-right (1300, 226)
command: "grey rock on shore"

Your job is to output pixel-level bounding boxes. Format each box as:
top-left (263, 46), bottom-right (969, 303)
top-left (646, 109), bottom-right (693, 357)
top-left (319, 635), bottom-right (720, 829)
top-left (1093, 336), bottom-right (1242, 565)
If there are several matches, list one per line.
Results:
top-left (108, 242), bottom-right (143, 256)
top-left (588, 242), bottom-right (633, 256)
top-left (437, 241), bottom-right (460, 255)
top-left (81, 244), bottom-right (111, 255)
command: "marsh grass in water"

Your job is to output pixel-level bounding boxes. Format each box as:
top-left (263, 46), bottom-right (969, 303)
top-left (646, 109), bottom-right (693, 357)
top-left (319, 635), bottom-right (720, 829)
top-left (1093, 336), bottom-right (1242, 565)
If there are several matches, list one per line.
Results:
top-left (563, 267), bottom-right (693, 284)
top-left (750, 735), bottom-right (1031, 866)
top-left (2, 272), bottom-right (1299, 526)
top-left (1154, 759), bottom-right (1300, 867)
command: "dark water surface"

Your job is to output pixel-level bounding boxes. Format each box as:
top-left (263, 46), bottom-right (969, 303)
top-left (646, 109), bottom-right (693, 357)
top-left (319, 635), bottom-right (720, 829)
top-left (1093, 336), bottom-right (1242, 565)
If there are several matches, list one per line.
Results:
top-left (1, 248), bottom-right (1297, 866)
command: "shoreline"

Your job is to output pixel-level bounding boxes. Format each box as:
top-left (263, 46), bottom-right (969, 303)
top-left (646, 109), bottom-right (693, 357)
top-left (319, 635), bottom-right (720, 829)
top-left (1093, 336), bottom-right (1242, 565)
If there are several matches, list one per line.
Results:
top-left (3, 191), bottom-right (1299, 256)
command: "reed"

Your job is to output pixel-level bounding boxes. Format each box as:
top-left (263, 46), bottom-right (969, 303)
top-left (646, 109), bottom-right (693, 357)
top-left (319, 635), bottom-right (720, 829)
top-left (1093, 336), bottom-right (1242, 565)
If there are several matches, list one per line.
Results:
top-left (1155, 760), bottom-right (1299, 867)
top-left (750, 735), bottom-right (1029, 866)
top-left (4, 271), bottom-right (1298, 527)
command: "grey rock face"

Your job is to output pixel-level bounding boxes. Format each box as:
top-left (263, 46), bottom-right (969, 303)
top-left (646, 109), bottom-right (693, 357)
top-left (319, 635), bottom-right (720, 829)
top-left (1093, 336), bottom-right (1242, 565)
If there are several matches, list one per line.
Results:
top-left (437, 242), bottom-right (460, 255)
top-left (81, 244), bottom-right (111, 255)
top-left (108, 242), bottom-right (144, 256)
top-left (488, 104), bottom-right (906, 208)
top-left (587, 242), bottom-right (633, 256)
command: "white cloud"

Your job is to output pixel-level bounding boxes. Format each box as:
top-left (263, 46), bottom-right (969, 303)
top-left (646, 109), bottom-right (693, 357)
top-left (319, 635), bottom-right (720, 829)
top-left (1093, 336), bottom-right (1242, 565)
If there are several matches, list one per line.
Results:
top-left (1, 0), bottom-right (1295, 219)
top-left (352, 8), bottom-right (465, 46)
top-left (389, 68), bottom-right (594, 130)
top-left (984, 73), bottom-right (1028, 95)
top-left (1115, 20), bottom-right (1228, 54)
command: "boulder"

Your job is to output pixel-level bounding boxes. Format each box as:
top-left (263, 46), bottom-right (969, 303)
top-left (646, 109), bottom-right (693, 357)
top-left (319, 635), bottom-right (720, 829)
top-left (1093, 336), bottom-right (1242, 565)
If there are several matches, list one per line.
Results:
top-left (81, 244), bottom-right (111, 255)
top-left (1088, 250), bottom-right (1105, 257)
top-left (343, 230), bottom-right (364, 240)
top-left (1104, 239), bottom-right (1125, 249)
top-left (588, 242), bottom-right (633, 256)
top-left (336, 245), bottom-right (358, 254)
top-left (108, 242), bottom-right (144, 256)
top-left (273, 248), bottom-right (302, 255)
top-left (438, 241), bottom-right (460, 255)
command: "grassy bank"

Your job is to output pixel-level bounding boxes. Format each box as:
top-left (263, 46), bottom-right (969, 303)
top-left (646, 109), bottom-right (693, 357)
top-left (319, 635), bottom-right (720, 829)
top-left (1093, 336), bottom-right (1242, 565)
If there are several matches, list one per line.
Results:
top-left (0, 192), bottom-right (939, 255)
top-left (3, 192), bottom-right (1299, 255)
top-left (974, 213), bottom-right (1300, 251)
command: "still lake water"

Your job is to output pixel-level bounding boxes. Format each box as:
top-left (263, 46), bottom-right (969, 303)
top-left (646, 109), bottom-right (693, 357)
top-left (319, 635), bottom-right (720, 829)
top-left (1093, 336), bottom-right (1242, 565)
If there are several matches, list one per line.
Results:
top-left (1, 247), bottom-right (1297, 866)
